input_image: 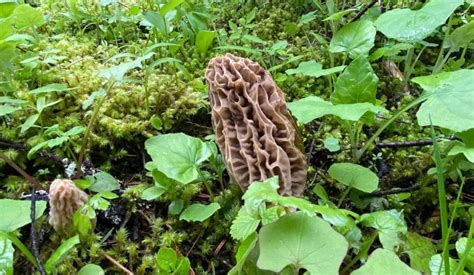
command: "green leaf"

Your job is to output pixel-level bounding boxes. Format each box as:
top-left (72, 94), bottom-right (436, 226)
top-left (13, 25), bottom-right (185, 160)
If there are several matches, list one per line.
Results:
top-left (100, 53), bottom-right (154, 81)
top-left (143, 11), bottom-right (166, 35)
top-left (195, 30), bottom-right (216, 54)
top-left (0, 105), bottom-right (20, 116)
top-left (0, 1), bottom-right (17, 18)
top-left (323, 8), bottom-right (358, 22)
top-left (141, 186), bottom-right (166, 201)
top-left (405, 232), bottom-right (437, 274)
top-left (78, 264), bottom-right (105, 275)
top-left (44, 235), bottom-right (80, 273)
top-left (145, 133), bottom-right (211, 184)
top-left (370, 43), bottom-right (414, 61)
top-left (298, 11), bottom-right (316, 26)
top-left (328, 163), bottom-right (379, 193)
top-left (156, 247), bottom-right (190, 274)
top-left (429, 254), bottom-right (462, 274)
top-left (285, 60), bottom-right (345, 77)
top-left (257, 212), bottom-right (348, 274)
top-left (352, 248), bottom-right (420, 275)
top-left (288, 96), bottom-right (386, 124)
top-left (230, 206), bottom-right (261, 241)
top-left (0, 235), bottom-right (14, 275)
top-left (8, 4), bottom-right (45, 30)
top-left (374, 0), bottom-right (463, 43)
top-left (360, 210), bottom-right (407, 251)
top-left (329, 20), bottom-right (376, 58)
top-left (448, 141), bottom-right (474, 163)
top-left (413, 69), bottom-right (474, 132)
top-left (29, 83), bottom-right (69, 95)
top-left (20, 113), bottom-right (39, 133)
top-left (0, 199), bottom-right (46, 232)
top-left (159, 0), bottom-right (185, 16)
top-left (447, 21), bottom-right (474, 51)
top-left (332, 56), bottom-right (379, 105)
top-left (87, 171), bottom-right (120, 192)
top-left (456, 237), bottom-right (474, 273)
top-left (179, 203), bottom-right (220, 222)
top-left (168, 199), bottom-right (183, 215)
top-left (324, 137), bottom-right (340, 152)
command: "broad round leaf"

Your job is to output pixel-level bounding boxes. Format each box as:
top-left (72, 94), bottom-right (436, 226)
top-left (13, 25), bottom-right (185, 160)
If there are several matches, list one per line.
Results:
top-left (78, 264), bottom-right (105, 275)
top-left (0, 199), bottom-right (46, 232)
top-left (288, 96), bottom-right (386, 124)
top-left (330, 20), bottom-right (376, 58)
top-left (328, 163), bottom-right (379, 193)
top-left (374, 0), bottom-right (463, 43)
top-left (87, 171), bottom-right (120, 192)
top-left (179, 203), bottom-right (220, 222)
top-left (360, 210), bottom-right (407, 251)
top-left (405, 232), bottom-right (437, 274)
top-left (352, 249), bottom-right (420, 275)
top-left (332, 56), bottom-right (379, 105)
top-left (257, 212), bottom-right (348, 274)
top-left (145, 133), bottom-right (211, 184)
top-left (414, 69), bottom-right (474, 132)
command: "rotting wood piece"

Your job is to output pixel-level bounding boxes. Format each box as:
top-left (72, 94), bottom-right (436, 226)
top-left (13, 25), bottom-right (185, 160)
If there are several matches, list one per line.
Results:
top-left (206, 54), bottom-right (307, 196)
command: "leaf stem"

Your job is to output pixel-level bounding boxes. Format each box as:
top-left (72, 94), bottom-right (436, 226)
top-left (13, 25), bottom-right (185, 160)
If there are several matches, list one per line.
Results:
top-left (431, 123), bottom-right (450, 275)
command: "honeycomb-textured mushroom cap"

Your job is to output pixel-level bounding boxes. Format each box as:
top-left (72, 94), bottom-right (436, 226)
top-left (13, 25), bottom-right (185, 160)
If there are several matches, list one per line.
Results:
top-left (48, 179), bottom-right (88, 232)
top-left (206, 54), bottom-right (307, 196)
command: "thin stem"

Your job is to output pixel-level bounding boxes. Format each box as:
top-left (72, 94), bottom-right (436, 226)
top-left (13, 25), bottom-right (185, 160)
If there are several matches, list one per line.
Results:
top-left (76, 81), bottom-right (115, 177)
top-left (433, 15), bottom-right (454, 74)
top-left (198, 169), bottom-right (214, 201)
top-left (337, 187), bottom-right (352, 208)
top-left (356, 95), bottom-right (428, 162)
top-left (341, 231), bottom-right (378, 274)
top-left (431, 125), bottom-right (450, 275)
top-left (403, 47), bottom-right (414, 83)
top-left (455, 217), bottom-right (473, 274)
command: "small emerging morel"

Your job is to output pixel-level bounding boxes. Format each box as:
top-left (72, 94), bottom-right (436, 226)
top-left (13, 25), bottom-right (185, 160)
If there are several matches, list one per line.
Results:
top-left (205, 54), bottom-right (307, 196)
top-left (48, 179), bottom-right (88, 232)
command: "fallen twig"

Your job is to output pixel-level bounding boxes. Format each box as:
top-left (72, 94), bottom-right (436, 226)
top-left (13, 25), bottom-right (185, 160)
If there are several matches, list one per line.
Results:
top-left (376, 136), bottom-right (456, 148)
top-left (30, 186), bottom-right (46, 275)
top-left (103, 253), bottom-right (134, 275)
top-left (0, 137), bottom-right (65, 164)
top-left (349, 0), bottom-right (378, 23)
top-left (360, 184), bottom-right (421, 198)
top-left (0, 153), bottom-right (45, 190)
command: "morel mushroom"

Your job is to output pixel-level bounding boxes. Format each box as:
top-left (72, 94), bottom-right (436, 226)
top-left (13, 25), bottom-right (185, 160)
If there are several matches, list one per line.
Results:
top-left (206, 54), bottom-right (307, 196)
top-left (48, 179), bottom-right (88, 232)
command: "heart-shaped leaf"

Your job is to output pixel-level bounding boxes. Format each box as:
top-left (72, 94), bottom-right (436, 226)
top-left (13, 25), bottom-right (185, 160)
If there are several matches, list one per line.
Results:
top-left (257, 212), bottom-right (348, 274)
top-left (374, 0), bottom-right (463, 43)
top-left (145, 133), bottom-right (211, 184)
top-left (330, 20), bottom-right (376, 58)
top-left (352, 248), bottom-right (420, 275)
top-left (332, 56), bottom-right (379, 105)
top-left (414, 69), bottom-right (474, 132)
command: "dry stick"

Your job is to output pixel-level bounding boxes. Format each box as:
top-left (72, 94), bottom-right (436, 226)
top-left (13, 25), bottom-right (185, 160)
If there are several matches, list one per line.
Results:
top-left (376, 136), bottom-right (457, 149)
top-left (103, 253), bottom-right (134, 275)
top-left (30, 185), bottom-right (46, 275)
top-left (0, 153), bottom-right (45, 190)
top-left (0, 137), bottom-right (65, 163)
top-left (349, 0), bottom-right (378, 23)
top-left (360, 183), bottom-right (421, 198)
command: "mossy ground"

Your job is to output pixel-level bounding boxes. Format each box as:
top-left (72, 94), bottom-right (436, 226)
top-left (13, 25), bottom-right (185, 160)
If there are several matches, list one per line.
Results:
top-left (0, 1), bottom-right (472, 274)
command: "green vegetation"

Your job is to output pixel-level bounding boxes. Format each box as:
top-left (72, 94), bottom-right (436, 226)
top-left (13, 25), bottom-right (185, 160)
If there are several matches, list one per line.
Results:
top-left (0, 0), bottom-right (473, 274)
